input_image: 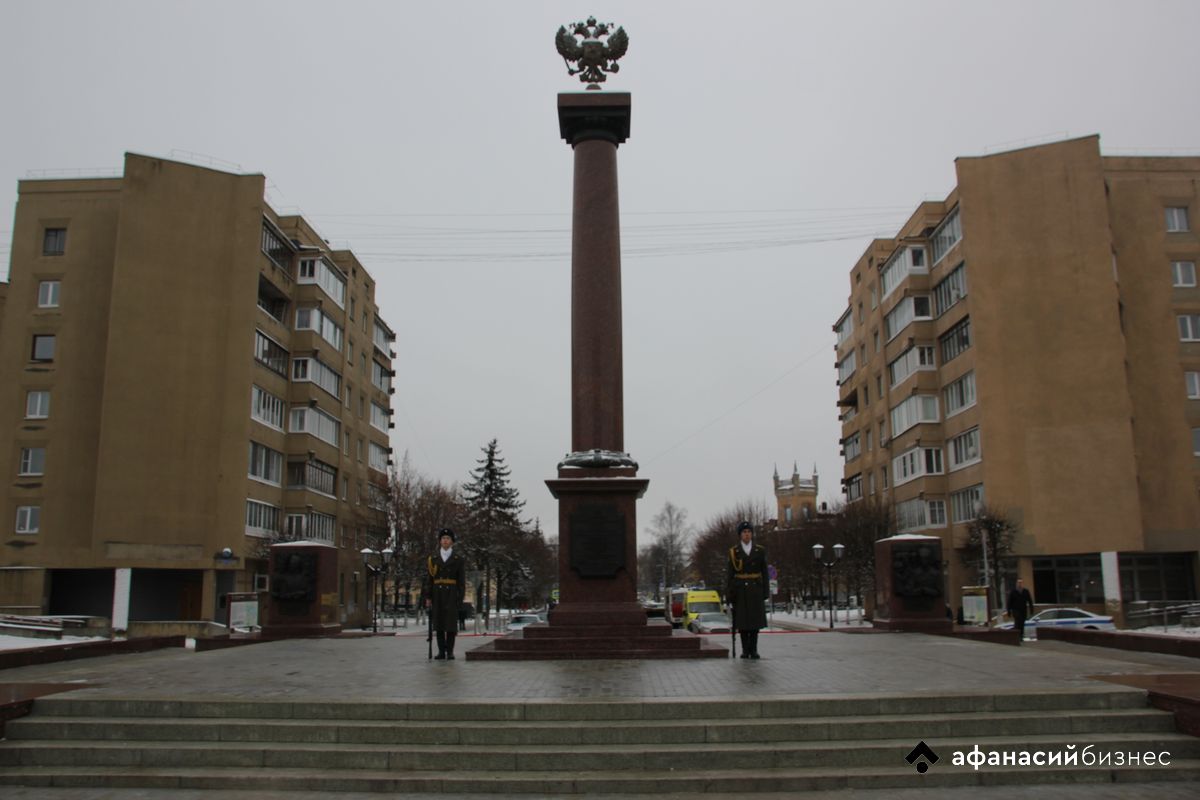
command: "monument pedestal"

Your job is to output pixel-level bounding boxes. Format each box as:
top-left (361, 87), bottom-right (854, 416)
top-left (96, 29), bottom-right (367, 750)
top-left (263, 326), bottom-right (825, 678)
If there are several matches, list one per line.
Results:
top-left (872, 535), bottom-right (953, 633)
top-left (468, 469), bottom-right (725, 660)
top-left (261, 542), bottom-right (341, 638)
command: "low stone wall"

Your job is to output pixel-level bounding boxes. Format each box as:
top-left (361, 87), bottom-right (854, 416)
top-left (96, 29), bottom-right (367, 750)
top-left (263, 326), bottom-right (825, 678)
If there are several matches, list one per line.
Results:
top-left (0, 636), bottom-right (185, 671)
top-left (1037, 626), bottom-right (1200, 659)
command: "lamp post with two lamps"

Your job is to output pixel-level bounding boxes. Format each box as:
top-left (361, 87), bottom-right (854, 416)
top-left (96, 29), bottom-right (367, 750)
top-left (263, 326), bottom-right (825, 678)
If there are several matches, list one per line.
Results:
top-left (812, 542), bottom-right (845, 630)
top-left (360, 547), bottom-right (395, 634)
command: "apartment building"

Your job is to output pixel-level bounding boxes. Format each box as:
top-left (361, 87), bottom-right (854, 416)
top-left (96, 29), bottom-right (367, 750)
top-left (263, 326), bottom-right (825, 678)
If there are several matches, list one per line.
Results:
top-left (835, 135), bottom-right (1199, 615)
top-left (0, 153), bottom-right (396, 631)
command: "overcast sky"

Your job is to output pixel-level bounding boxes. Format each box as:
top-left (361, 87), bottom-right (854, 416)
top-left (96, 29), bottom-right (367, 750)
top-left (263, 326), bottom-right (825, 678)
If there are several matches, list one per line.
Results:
top-left (3, 2), bottom-right (1200, 548)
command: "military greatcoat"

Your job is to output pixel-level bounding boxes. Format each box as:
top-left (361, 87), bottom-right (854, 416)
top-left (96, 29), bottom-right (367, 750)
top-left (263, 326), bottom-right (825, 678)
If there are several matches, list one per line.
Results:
top-left (725, 542), bottom-right (769, 632)
top-left (424, 551), bottom-right (466, 633)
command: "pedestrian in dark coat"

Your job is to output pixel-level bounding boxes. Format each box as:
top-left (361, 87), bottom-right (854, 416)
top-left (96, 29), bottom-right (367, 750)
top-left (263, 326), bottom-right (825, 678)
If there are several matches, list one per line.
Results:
top-left (1006, 578), bottom-right (1035, 643)
top-left (725, 521), bottom-right (769, 659)
top-left (424, 528), bottom-right (466, 660)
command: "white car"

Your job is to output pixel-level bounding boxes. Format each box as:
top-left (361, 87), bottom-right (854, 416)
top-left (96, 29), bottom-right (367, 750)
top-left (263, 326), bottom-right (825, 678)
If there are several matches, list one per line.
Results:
top-left (1000, 607), bottom-right (1116, 634)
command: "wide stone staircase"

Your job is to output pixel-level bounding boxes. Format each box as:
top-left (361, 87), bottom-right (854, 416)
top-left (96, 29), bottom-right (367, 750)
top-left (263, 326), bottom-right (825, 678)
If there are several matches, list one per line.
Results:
top-left (1, 689), bottom-right (1197, 792)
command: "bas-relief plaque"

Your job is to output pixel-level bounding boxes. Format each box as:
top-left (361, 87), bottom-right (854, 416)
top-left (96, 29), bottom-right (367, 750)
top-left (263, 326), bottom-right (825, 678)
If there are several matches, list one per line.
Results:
top-left (569, 503), bottom-right (626, 578)
top-left (891, 541), bottom-right (943, 611)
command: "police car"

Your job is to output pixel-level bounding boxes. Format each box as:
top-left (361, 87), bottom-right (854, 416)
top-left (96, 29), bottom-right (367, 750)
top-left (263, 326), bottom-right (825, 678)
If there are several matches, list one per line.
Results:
top-left (999, 607), bottom-right (1116, 633)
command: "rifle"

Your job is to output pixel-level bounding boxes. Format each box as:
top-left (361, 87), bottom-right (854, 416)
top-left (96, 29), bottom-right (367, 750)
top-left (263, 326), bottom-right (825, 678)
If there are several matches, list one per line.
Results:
top-left (427, 595), bottom-right (434, 660)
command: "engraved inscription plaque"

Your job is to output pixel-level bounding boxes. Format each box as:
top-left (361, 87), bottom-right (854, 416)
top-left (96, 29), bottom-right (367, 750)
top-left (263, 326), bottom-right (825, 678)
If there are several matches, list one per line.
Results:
top-left (569, 503), bottom-right (626, 578)
top-left (891, 541), bottom-right (943, 608)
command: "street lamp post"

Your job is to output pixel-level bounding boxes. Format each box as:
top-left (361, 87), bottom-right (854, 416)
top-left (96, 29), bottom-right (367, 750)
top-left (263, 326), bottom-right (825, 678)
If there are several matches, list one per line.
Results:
top-left (812, 543), bottom-right (845, 630)
top-left (360, 548), bottom-right (378, 633)
top-left (973, 501), bottom-right (992, 625)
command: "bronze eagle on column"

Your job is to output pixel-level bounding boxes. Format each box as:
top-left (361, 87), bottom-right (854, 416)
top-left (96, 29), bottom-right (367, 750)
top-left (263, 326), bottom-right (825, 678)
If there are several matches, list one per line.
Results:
top-left (555, 17), bottom-right (629, 87)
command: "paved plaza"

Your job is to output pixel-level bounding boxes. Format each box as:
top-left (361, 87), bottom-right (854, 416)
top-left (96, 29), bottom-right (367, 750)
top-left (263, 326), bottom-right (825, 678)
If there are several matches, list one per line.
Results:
top-left (2, 630), bottom-right (1199, 798)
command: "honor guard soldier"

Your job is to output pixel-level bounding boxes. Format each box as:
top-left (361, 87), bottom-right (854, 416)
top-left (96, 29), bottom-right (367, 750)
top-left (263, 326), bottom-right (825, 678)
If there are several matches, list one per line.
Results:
top-left (424, 528), bottom-right (466, 660)
top-left (725, 520), bottom-right (769, 659)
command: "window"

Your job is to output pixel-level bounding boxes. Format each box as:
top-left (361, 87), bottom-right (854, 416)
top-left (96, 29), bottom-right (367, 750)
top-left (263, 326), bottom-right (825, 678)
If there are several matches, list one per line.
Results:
top-left (940, 316), bottom-right (972, 363)
top-left (287, 459), bottom-right (337, 496)
top-left (931, 207), bottom-right (961, 264)
top-left (371, 360), bottom-right (391, 393)
top-left (307, 511), bottom-right (336, 544)
top-left (31, 335), bottom-right (55, 362)
top-left (933, 263), bottom-right (967, 316)
top-left (357, 438), bottom-right (364, 463)
top-left (893, 446), bottom-right (943, 486)
top-left (884, 296), bottom-right (932, 341)
top-left (1166, 206), bottom-right (1190, 233)
top-left (291, 356), bottom-right (342, 399)
top-left (835, 309), bottom-right (853, 347)
top-left (245, 500), bottom-right (280, 537)
top-left (1187, 372), bottom-right (1200, 399)
top-left (1194, 428), bottom-right (1200, 456)
top-left (261, 223), bottom-right (293, 271)
top-left (297, 257), bottom-right (346, 308)
top-left (880, 246), bottom-right (929, 301)
top-left (943, 371), bottom-right (977, 416)
top-left (285, 514), bottom-right (306, 539)
top-left (928, 500), bottom-right (947, 527)
top-left (370, 401), bottom-right (390, 432)
top-left (888, 345), bottom-right (936, 387)
top-left (38, 281), bottom-right (61, 308)
top-left (250, 385), bottom-right (284, 430)
top-left (837, 350), bottom-right (857, 385)
top-left (845, 473), bottom-right (863, 503)
top-left (1179, 315), bottom-right (1200, 341)
top-left (254, 331), bottom-right (288, 376)
top-left (295, 307), bottom-right (344, 351)
top-left (289, 406), bottom-right (341, 447)
top-left (16, 506), bottom-right (40, 534)
top-left (950, 484), bottom-right (984, 523)
top-left (949, 427), bottom-right (982, 470)
top-left (369, 442), bottom-right (389, 473)
top-left (248, 441), bottom-right (283, 485)
top-left (373, 319), bottom-right (393, 354)
top-left (1173, 261), bottom-right (1197, 288)
top-left (889, 394), bottom-right (939, 437)
top-left (42, 228), bottom-right (67, 256)
top-left (19, 447), bottom-right (46, 476)
top-left (25, 391), bottom-right (50, 419)
top-left (843, 432), bottom-right (861, 463)
top-left (895, 498), bottom-right (928, 532)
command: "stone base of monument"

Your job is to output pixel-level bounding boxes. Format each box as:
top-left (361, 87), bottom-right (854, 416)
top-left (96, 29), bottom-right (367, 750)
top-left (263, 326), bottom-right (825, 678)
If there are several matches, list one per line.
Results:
top-left (468, 469), bottom-right (727, 660)
top-left (260, 542), bottom-right (342, 638)
top-left (870, 534), bottom-right (953, 634)
top-left (466, 619), bottom-right (728, 660)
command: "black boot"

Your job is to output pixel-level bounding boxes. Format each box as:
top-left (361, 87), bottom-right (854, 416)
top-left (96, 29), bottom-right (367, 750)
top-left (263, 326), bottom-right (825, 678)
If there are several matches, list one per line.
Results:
top-left (446, 632), bottom-right (457, 659)
top-left (739, 631), bottom-right (750, 658)
top-left (435, 630), bottom-right (447, 660)
top-left (749, 630), bottom-right (761, 659)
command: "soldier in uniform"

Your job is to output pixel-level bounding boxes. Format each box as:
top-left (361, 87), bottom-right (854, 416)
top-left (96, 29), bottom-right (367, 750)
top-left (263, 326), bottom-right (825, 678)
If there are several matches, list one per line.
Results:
top-left (725, 520), bottom-right (769, 659)
top-left (424, 528), bottom-right (466, 660)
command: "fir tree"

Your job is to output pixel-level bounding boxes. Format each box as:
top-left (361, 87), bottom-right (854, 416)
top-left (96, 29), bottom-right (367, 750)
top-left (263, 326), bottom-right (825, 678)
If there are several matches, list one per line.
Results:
top-left (461, 439), bottom-right (528, 617)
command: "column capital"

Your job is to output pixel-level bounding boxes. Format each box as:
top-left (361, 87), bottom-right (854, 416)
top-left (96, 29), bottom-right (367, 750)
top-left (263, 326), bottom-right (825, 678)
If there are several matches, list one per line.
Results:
top-left (558, 92), bottom-right (631, 146)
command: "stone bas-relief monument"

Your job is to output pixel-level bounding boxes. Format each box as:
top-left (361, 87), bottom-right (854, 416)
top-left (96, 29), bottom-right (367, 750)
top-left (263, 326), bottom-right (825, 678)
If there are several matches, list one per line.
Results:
top-left (872, 535), bottom-right (953, 633)
top-left (468, 19), bottom-right (723, 660)
top-left (261, 541), bottom-right (341, 637)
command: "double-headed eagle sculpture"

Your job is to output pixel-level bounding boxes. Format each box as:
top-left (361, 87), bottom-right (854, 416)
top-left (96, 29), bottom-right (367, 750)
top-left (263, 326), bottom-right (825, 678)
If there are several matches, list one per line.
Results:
top-left (555, 17), bottom-right (629, 87)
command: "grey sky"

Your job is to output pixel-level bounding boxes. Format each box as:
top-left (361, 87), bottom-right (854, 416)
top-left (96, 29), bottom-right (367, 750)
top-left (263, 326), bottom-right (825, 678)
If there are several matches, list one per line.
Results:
top-left (3, 2), bottom-right (1199, 547)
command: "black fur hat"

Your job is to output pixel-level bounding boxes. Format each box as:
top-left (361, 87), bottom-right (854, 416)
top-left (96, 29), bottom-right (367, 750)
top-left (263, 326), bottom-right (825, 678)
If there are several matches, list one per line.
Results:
top-left (736, 521), bottom-right (753, 534)
top-left (438, 528), bottom-right (455, 542)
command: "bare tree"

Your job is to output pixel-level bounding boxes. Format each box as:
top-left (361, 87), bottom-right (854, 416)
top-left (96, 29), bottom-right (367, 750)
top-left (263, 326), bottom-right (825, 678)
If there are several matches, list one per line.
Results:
top-left (962, 502), bottom-right (1021, 613)
top-left (387, 452), bottom-right (465, 614)
top-left (644, 501), bottom-right (693, 593)
top-left (826, 499), bottom-right (893, 618)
